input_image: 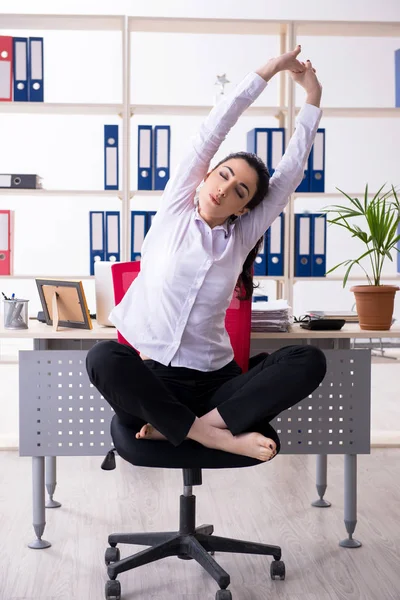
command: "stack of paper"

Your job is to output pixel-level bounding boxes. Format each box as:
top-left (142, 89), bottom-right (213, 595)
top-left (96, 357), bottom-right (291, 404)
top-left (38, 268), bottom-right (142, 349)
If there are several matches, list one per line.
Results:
top-left (307, 310), bottom-right (358, 323)
top-left (251, 299), bottom-right (292, 332)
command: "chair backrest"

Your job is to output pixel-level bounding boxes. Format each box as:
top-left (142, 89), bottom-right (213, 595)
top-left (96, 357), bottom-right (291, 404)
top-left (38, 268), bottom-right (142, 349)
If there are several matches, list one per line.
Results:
top-left (111, 261), bottom-right (251, 372)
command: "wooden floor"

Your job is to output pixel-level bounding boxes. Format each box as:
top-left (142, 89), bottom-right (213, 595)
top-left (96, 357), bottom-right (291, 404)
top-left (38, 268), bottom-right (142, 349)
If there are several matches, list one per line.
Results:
top-left (1, 449), bottom-right (400, 600)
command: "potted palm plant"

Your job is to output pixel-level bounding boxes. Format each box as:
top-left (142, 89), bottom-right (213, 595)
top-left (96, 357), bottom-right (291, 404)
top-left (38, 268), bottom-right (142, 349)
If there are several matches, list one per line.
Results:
top-left (324, 184), bottom-right (400, 330)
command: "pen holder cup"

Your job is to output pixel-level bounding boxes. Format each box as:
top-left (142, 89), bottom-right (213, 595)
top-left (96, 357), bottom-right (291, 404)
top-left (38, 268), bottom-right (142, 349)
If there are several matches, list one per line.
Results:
top-left (3, 299), bottom-right (29, 330)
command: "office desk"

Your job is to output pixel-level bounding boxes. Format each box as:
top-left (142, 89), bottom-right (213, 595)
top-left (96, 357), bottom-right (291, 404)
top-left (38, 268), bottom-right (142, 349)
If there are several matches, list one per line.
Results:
top-left (10, 321), bottom-right (400, 550)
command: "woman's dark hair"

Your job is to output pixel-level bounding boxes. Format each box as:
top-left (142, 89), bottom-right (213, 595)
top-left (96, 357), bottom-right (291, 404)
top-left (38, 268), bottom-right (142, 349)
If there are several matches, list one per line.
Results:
top-left (211, 151), bottom-right (270, 301)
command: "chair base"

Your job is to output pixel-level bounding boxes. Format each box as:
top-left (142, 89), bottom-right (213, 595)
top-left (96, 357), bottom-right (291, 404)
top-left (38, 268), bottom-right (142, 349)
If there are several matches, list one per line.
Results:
top-left (106, 524), bottom-right (282, 591)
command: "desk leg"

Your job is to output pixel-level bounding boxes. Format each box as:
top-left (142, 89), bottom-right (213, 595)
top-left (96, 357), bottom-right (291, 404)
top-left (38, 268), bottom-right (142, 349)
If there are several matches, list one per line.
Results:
top-left (34, 340), bottom-right (62, 509)
top-left (29, 456), bottom-right (51, 549)
top-left (312, 454), bottom-right (331, 508)
top-left (45, 456), bottom-right (61, 508)
top-left (340, 454), bottom-right (361, 548)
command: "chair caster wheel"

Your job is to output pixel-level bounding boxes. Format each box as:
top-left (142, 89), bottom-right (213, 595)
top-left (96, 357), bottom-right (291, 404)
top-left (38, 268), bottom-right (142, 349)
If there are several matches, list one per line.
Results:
top-left (270, 559), bottom-right (286, 580)
top-left (105, 546), bottom-right (120, 565)
top-left (209, 550), bottom-right (215, 556)
top-left (216, 589), bottom-right (232, 600)
top-left (105, 579), bottom-right (121, 600)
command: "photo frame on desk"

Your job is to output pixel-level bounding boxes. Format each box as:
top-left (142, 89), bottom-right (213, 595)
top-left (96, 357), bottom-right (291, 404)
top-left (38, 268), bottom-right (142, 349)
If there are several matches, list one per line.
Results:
top-left (35, 279), bottom-right (92, 331)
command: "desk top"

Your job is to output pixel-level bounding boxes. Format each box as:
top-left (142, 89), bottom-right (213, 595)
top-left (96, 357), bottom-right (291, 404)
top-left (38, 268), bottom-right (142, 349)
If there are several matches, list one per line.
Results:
top-left (0, 320), bottom-right (400, 340)
top-left (0, 320), bottom-right (118, 339)
top-left (251, 323), bottom-right (400, 339)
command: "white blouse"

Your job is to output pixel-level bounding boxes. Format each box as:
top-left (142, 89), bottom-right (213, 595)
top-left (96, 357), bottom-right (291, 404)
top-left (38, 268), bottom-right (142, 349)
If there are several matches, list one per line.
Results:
top-left (109, 71), bottom-right (322, 371)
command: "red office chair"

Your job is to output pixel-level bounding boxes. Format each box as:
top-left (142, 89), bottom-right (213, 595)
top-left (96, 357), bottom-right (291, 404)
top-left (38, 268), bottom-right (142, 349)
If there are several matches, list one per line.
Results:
top-left (111, 260), bottom-right (252, 372)
top-left (102, 261), bottom-right (284, 600)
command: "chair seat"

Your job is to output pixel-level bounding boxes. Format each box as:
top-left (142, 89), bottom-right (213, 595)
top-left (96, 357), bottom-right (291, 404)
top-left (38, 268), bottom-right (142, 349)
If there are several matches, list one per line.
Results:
top-left (111, 415), bottom-right (263, 470)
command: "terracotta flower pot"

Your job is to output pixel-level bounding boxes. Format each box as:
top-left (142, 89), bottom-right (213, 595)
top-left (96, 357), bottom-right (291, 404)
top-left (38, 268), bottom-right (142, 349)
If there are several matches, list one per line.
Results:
top-left (350, 285), bottom-right (399, 330)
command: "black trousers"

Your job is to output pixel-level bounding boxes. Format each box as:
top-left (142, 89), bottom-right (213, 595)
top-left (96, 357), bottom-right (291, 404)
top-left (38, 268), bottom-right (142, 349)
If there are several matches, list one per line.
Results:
top-left (86, 341), bottom-right (327, 455)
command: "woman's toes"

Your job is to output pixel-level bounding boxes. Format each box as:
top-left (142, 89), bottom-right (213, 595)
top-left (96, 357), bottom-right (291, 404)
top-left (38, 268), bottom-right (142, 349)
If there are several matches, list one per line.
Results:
top-left (136, 424), bottom-right (149, 439)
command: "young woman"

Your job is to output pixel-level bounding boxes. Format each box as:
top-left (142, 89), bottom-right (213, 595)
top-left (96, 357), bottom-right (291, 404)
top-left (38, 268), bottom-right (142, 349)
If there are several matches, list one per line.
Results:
top-left (86, 45), bottom-right (327, 463)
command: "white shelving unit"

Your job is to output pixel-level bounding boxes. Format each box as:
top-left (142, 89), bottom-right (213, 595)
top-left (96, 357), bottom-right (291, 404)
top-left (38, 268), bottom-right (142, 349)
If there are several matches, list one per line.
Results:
top-left (0, 102), bottom-right (122, 115)
top-left (0, 13), bottom-right (399, 307)
top-left (0, 189), bottom-right (119, 197)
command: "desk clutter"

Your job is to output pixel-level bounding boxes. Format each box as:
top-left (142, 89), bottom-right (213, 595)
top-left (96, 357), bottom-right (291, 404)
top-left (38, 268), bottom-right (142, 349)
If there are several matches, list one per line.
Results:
top-left (0, 35), bottom-right (44, 102)
top-left (1, 292), bottom-right (29, 329)
top-left (35, 278), bottom-right (92, 331)
top-left (251, 299), bottom-right (292, 332)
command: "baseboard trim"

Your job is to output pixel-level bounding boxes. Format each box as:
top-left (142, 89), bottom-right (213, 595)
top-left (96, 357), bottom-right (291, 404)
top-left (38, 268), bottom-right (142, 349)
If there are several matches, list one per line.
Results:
top-left (0, 434), bottom-right (18, 450)
top-left (371, 431), bottom-right (400, 448)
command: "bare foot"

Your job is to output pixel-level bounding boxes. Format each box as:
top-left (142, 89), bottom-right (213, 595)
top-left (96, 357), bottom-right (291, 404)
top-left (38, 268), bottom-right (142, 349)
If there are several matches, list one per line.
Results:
top-left (187, 419), bottom-right (277, 462)
top-left (135, 423), bottom-right (167, 441)
top-left (135, 420), bottom-right (278, 462)
top-left (229, 432), bottom-right (277, 462)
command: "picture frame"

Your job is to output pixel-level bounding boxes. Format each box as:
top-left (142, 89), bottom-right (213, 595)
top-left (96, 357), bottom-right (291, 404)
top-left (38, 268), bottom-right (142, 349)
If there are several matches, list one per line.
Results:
top-left (35, 279), bottom-right (92, 331)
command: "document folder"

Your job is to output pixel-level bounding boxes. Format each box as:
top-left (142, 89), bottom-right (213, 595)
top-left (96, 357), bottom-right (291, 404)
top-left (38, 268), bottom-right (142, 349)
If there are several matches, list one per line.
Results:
top-left (104, 125), bottom-right (119, 190)
top-left (311, 213), bottom-right (327, 276)
top-left (89, 211), bottom-right (105, 275)
top-left (0, 210), bottom-right (11, 275)
top-left (154, 125), bottom-right (171, 190)
top-left (253, 232), bottom-right (267, 276)
top-left (138, 125), bottom-right (153, 190)
top-left (267, 212), bottom-right (284, 276)
top-left (247, 128), bottom-right (268, 164)
top-left (268, 129), bottom-right (285, 177)
top-left (0, 36), bottom-right (13, 102)
top-left (309, 129), bottom-right (325, 193)
top-left (13, 37), bottom-right (28, 102)
top-left (105, 211), bottom-right (120, 263)
top-left (295, 168), bottom-right (310, 193)
top-left (28, 37), bottom-right (44, 102)
top-left (0, 174), bottom-right (42, 189)
top-left (131, 211), bottom-right (147, 261)
top-left (247, 128), bottom-right (285, 178)
top-left (146, 210), bottom-right (157, 232)
top-left (294, 213), bottom-right (311, 277)
top-left (398, 225), bottom-right (400, 273)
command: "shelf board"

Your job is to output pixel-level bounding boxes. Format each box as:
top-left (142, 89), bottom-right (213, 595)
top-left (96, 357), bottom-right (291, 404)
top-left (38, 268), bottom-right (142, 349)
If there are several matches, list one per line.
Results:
top-left (295, 19), bottom-right (400, 37)
top-left (0, 102), bottom-right (122, 115)
top-left (2, 102), bottom-right (397, 119)
top-left (131, 190), bottom-right (163, 197)
top-left (0, 189), bottom-right (119, 197)
top-left (0, 356), bottom-right (19, 365)
top-left (0, 14), bottom-right (123, 31)
top-left (0, 275), bottom-right (94, 280)
top-left (254, 276), bottom-right (285, 281)
top-left (294, 192), bottom-right (382, 199)
top-left (129, 16), bottom-right (400, 37)
top-left (2, 14), bottom-right (399, 37)
top-left (294, 107), bottom-right (400, 118)
top-left (294, 274), bottom-right (400, 282)
top-left (129, 16), bottom-right (286, 35)
top-left (131, 104), bottom-right (282, 117)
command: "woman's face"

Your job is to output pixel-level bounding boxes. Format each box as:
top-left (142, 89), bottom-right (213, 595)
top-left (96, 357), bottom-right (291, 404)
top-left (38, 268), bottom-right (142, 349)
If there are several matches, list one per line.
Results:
top-left (198, 158), bottom-right (258, 225)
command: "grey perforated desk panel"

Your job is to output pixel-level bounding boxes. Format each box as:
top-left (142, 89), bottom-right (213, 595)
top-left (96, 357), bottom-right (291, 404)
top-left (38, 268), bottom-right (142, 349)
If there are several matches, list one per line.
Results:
top-left (12, 321), bottom-right (388, 550)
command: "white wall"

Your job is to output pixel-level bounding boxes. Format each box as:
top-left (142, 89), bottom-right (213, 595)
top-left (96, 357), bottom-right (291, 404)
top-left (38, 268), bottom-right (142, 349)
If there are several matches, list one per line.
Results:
top-left (1, 0), bottom-right (400, 446)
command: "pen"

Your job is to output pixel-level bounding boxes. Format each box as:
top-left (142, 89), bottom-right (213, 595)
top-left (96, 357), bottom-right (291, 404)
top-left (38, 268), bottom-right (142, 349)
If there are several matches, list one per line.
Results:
top-left (1, 292), bottom-right (9, 301)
